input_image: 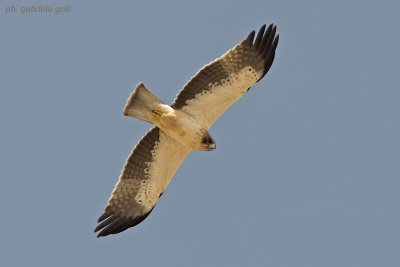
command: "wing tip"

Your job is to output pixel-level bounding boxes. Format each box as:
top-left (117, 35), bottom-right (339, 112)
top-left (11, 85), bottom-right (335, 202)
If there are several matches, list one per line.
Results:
top-left (94, 207), bottom-right (156, 237)
top-left (246, 23), bottom-right (277, 47)
top-left (97, 211), bottom-right (111, 223)
top-left (255, 23), bottom-right (279, 79)
top-left (245, 30), bottom-right (256, 45)
top-left (95, 216), bottom-right (135, 238)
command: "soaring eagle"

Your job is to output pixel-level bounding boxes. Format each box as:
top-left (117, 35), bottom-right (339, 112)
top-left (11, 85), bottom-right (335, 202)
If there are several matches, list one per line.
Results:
top-left (95, 24), bottom-right (279, 237)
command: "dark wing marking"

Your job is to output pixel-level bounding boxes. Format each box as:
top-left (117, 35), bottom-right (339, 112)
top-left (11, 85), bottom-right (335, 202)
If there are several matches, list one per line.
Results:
top-left (95, 127), bottom-right (190, 237)
top-left (172, 24), bottom-right (279, 128)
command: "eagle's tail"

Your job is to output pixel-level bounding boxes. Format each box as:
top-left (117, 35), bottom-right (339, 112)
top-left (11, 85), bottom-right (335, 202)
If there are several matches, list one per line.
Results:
top-left (123, 82), bottom-right (165, 124)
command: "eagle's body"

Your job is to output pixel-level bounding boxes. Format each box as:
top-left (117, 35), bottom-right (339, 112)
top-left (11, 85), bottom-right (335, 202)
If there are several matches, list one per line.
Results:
top-left (152, 103), bottom-right (209, 150)
top-left (95, 24), bottom-right (279, 237)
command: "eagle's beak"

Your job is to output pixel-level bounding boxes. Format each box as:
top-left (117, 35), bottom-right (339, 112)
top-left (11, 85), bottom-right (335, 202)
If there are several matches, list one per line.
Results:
top-left (208, 143), bottom-right (216, 151)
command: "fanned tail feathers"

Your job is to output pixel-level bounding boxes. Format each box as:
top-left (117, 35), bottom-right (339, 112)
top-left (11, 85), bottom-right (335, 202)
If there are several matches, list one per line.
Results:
top-left (123, 83), bottom-right (164, 123)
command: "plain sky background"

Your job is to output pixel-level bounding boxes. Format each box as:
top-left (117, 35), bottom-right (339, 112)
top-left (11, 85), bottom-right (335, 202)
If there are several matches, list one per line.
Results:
top-left (1, 0), bottom-right (399, 266)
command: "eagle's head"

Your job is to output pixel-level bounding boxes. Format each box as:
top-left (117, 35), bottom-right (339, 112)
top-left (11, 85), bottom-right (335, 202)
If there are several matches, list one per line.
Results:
top-left (202, 134), bottom-right (216, 151)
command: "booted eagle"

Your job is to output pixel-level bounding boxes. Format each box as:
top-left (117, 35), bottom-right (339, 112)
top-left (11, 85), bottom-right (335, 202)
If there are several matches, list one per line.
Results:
top-left (95, 24), bottom-right (279, 237)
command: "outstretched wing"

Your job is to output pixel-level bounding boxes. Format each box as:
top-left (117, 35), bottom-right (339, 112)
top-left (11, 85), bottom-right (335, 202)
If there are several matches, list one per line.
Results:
top-left (172, 24), bottom-right (279, 129)
top-left (95, 127), bottom-right (190, 237)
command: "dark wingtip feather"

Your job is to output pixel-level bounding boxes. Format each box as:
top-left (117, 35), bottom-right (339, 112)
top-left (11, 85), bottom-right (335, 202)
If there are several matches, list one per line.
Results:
top-left (95, 215), bottom-right (118, 233)
top-left (254, 24), bottom-right (266, 49)
top-left (251, 24), bottom-right (278, 81)
top-left (261, 25), bottom-right (276, 54)
top-left (270, 26), bottom-right (277, 44)
top-left (245, 30), bottom-right (256, 45)
top-left (97, 211), bottom-right (112, 223)
top-left (264, 24), bottom-right (274, 40)
top-left (96, 216), bottom-right (136, 238)
top-left (95, 207), bottom-right (156, 238)
top-left (273, 34), bottom-right (279, 50)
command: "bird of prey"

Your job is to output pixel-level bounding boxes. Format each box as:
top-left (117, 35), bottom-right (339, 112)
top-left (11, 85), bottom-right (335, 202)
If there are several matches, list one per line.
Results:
top-left (95, 24), bottom-right (279, 237)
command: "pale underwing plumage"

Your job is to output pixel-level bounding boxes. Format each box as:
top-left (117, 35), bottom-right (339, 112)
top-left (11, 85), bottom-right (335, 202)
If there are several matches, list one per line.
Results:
top-left (95, 24), bottom-right (279, 237)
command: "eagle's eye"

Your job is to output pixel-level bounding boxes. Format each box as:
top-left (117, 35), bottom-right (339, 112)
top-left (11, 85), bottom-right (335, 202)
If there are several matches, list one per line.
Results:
top-left (202, 135), bottom-right (213, 145)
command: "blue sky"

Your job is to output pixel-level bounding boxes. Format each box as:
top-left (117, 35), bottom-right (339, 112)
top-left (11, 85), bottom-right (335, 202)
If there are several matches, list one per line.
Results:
top-left (1, 0), bottom-right (399, 266)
